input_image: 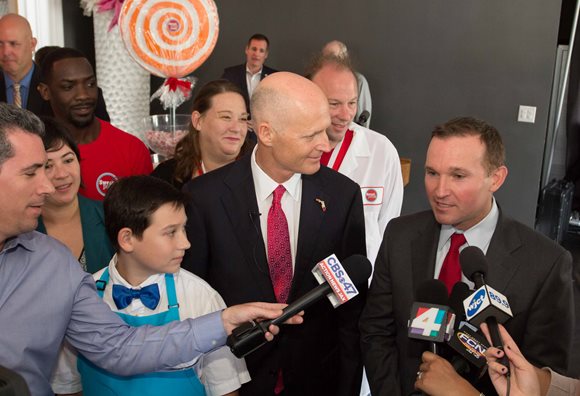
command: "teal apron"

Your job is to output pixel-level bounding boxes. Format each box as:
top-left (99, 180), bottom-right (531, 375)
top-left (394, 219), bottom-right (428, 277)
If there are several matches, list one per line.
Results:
top-left (77, 269), bottom-right (206, 396)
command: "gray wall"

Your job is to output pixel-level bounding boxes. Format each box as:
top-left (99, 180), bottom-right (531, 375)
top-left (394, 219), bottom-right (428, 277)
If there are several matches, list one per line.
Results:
top-left (189, 0), bottom-right (562, 227)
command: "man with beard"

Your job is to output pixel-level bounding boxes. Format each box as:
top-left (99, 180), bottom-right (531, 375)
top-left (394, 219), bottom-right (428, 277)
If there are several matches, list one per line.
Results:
top-left (38, 48), bottom-right (151, 200)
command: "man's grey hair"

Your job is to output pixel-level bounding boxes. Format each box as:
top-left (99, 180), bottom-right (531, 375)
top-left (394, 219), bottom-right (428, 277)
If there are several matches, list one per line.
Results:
top-left (0, 103), bottom-right (45, 166)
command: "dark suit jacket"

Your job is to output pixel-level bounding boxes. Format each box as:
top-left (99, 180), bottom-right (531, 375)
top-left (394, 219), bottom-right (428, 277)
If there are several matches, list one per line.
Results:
top-left (0, 63), bottom-right (51, 116)
top-left (0, 63), bottom-right (110, 121)
top-left (221, 63), bottom-right (278, 111)
top-left (359, 209), bottom-right (574, 396)
top-left (183, 154), bottom-right (367, 396)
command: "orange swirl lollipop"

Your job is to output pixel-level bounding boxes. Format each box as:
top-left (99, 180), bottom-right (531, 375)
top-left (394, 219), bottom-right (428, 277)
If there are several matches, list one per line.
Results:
top-left (119, 0), bottom-right (219, 78)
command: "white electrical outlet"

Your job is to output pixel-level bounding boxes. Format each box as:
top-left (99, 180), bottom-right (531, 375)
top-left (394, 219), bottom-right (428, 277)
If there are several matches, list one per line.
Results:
top-left (518, 105), bottom-right (536, 123)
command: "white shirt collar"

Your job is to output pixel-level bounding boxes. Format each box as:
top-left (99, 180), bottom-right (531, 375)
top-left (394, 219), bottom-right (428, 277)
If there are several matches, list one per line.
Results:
top-left (437, 197), bottom-right (499, 254)
top-left (246, 65), bottom-right (263, 76)
top-left (251, 146), bottom-right (301, 202)
top-left (107, 253), bottom-right (165, 288)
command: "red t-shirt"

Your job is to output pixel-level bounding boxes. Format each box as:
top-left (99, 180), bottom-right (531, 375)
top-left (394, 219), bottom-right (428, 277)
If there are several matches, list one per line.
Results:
top-left (78, 119), bottom-right (153, 200)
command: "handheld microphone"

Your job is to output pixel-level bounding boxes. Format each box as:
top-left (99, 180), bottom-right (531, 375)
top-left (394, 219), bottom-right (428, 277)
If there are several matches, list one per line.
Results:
top-left (460, 246), bottom-right (511, 372)
top-left (227, 254), bottom-right (371, 358)
top-left (356, 110), bottom-right (370, 126)
top-left (447, 282), bottom-right (489, 374)
top-left (408, 279), bottom-right (451, 355)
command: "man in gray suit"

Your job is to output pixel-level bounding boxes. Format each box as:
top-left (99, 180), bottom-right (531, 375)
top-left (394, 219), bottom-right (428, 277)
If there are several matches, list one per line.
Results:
top-left (360, 117), bottom-right (574, 396)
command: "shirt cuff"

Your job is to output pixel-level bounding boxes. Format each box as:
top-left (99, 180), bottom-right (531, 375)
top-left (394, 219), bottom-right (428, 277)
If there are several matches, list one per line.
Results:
top-left (192, 311), bottom-right (227, 353)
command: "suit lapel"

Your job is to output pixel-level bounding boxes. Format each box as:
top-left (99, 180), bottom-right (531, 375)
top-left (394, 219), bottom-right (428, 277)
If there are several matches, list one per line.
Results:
top-left (411, 215), bottom-right (441, 292)
top-left (289, 173), bottom-right (327, 301)
top-left (26, 65), bottom-right (46, 114)
top-left (239, 66), bottom-right (250, 103)
top-left (484, 211), bottom-right (523, 292)
top-left (0, 73), bottom-right (6, 102)
top-left (221, 156), bottom-right (274, 300)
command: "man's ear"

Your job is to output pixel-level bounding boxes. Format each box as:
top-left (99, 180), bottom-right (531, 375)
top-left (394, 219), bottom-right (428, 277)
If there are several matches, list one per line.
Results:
top-left (489, 165), bottom-right (508, 193)
top-left (117, 227), bottom-right (135, 253)
top-left (37, 82), bottom-right (50, 101)
top-left (255, 122), bottom-right (274, 147)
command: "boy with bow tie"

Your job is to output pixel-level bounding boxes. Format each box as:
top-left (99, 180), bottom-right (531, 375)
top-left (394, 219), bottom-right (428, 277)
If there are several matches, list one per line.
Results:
top-left (52, 175), bottom-right (249, 396)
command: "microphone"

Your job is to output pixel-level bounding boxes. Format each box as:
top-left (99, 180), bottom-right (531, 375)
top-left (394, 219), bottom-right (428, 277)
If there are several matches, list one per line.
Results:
top-left (408, 279), bottom-right (451, 355)
top-left (356, 110), bottom-right (370, 126)
top-left (460, 246), bottom-right (512, 372)
top-left (447, 282), bottom-right (489, 374)
top-left (248, 210), bottom-right (261, 222)
top-left (227, 254), bottom-right (371, 358)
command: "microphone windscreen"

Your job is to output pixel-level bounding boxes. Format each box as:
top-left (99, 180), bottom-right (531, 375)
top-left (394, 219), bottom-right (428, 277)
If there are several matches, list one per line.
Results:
top-left (449, 282), bottom-right (471, 319)
top-left (459, 246), bottom-right (488, 281)
top-left (358, 110), bottom-right (370, 123)
top-left (341, 254), bottom-right (372, 285)
top-left (415, 279), bottom-right (448, 305)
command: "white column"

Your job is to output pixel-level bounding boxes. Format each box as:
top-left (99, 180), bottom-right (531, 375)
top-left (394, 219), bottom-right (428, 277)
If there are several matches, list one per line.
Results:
top-left (17, 0), bottom-right (64, 48)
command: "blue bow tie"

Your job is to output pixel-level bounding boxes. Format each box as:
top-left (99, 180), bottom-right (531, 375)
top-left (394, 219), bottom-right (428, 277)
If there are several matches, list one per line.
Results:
top-left (112, 284), bottom-right (160, 310)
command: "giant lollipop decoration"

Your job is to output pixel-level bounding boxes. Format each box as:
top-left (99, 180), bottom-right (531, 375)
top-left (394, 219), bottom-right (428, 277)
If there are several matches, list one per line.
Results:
top-left (119, 0), bottom-right (219, 79)
top-left (118, 0), bottom-right (219, 159)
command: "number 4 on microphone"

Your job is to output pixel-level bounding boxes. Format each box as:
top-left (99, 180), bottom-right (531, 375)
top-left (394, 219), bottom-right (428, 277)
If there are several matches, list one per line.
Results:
top-left (408, 303), bottom-right (451, 343)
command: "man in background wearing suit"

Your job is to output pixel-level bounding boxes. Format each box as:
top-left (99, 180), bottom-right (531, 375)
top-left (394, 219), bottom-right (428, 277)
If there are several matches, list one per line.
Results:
top-left (222, 33), bottom-right (278, 113)
top-left (0, 14), bottom-right (109, 121)
top-left (360, 117), bottom-right (574, 396)
top-left (0, 14), bottom-right (47, 114)
top-left (183, 72), bottom-right (366, 396)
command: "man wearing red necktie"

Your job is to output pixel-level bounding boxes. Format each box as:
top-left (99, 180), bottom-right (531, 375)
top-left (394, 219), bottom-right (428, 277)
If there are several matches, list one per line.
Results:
top-left (360, 117), bottom-right (573, 396)
top-left (183, 72), bottom-right (367, 396)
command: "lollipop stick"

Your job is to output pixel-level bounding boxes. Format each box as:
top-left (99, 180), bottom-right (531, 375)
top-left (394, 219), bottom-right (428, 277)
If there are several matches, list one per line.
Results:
top-left (170, 105), bottom-right (176, 134)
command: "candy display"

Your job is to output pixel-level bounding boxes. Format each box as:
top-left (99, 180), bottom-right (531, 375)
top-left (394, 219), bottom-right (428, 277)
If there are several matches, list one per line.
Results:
top-left (142, 114), bottom-right (191, 158)
top-left (119, 0), bottom-right (219, 78)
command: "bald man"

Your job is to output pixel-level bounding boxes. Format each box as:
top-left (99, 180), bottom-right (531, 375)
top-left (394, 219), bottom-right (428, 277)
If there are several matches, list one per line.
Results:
top-left (322, 40), bottom-right (372, 128)
top-left (183, 72), bottom-right (367, 396)
top-left (0, 13), bottom-right (45, 112)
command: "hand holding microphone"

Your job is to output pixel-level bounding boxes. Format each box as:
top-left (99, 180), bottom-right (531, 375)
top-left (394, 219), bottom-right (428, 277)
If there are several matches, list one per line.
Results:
top-left (227, 254), bottom-right (371, 358)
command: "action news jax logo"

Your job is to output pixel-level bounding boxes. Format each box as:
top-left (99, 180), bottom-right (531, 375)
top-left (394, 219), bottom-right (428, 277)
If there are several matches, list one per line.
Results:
top-left (312, 254), bottom-right (359, 308)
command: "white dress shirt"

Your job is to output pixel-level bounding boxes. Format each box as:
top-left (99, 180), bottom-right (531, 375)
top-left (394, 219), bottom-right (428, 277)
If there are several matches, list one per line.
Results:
top-left (251, 147), bottom-right (302, 271)
top-left (434, 198), bottom-right (500, 288)
top-left (245, 65), bottom-right (263, 99)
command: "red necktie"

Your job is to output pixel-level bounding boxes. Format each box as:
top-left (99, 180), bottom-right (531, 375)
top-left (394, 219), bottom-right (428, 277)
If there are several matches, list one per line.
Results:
top-left (438, 233), bottom-right (466, 294)
top-left (267, 185), bottom-right (292, 395)
top-left (267, 185), bottom-right (293, 303)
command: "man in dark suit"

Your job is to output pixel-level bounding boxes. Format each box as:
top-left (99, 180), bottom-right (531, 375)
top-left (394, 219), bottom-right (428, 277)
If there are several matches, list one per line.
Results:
top-left (0, 14), bottom-right (48, 115)
top-left (360, 117), bottom-right (574, 396)
top-left (221, 33), bottom-right (278, 112)
top-left (183, 72), bottom-right (367, 396)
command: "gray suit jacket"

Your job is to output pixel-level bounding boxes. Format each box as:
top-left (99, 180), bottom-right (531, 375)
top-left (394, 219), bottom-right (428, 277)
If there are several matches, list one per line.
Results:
top-left (360, 209), bottom-right (574, 396)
